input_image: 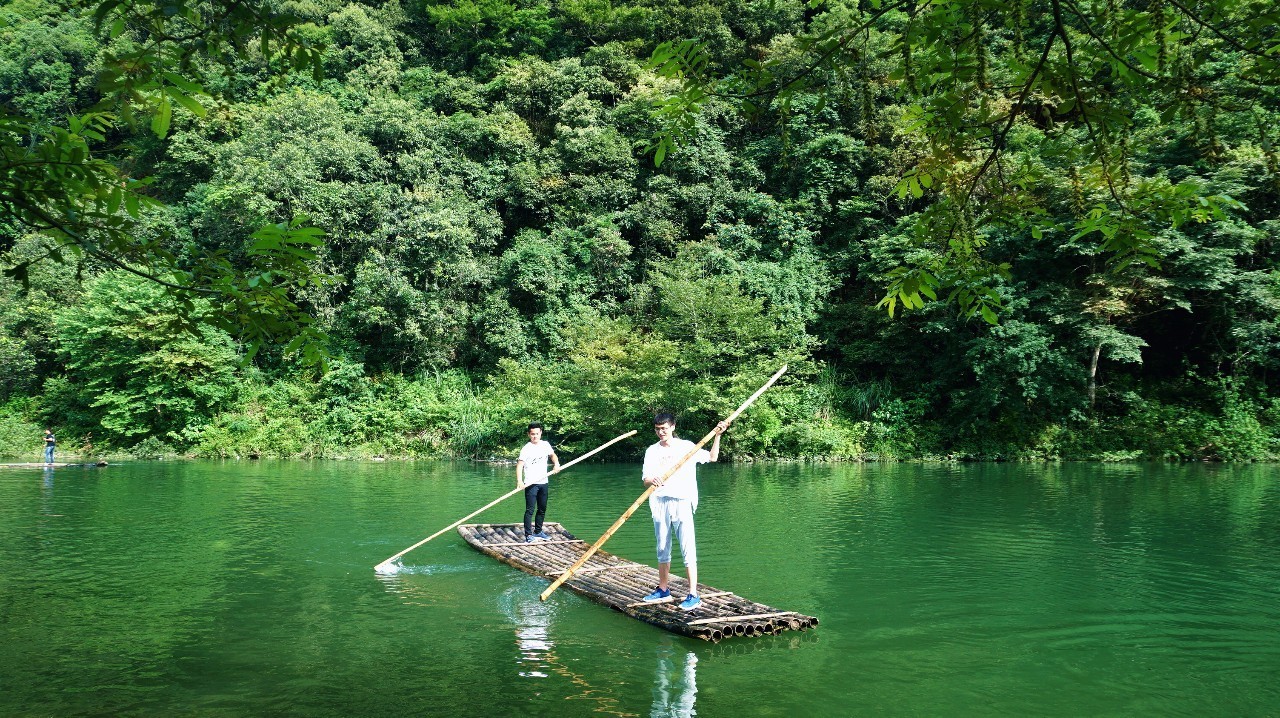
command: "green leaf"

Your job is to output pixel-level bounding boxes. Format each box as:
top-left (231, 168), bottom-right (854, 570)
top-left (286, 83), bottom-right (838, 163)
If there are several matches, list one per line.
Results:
top-left (93, 0), bottom-right (122, 28)
top-left (1134, 49), bottom-right (1159, 74)
top-left (151, 97), bottom-right (172, 138)
top-left (161, 72), bottom-right (203, 94)
top-left (166, 87), bottom-right (207, 118)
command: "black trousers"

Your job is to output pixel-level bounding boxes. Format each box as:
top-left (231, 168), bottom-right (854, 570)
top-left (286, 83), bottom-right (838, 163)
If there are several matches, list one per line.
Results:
top-left (523, 483), bottom-right (548, 536)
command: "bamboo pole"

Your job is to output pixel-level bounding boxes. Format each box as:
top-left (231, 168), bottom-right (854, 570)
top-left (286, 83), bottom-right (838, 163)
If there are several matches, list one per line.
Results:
top-left (685, 611), bottom-right (800, 626)
top-left (540, 365), bottom-right (788, 601)
top-left (374, 429), bottom-right (638, 572)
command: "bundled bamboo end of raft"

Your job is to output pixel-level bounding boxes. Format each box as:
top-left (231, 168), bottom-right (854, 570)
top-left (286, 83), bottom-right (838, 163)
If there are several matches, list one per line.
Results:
top-left (684, 614), bottom-right (820, 642)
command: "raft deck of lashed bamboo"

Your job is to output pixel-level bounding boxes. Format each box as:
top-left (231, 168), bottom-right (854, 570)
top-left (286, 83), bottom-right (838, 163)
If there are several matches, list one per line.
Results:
top-left (0, 461), bottom-right (108, 469)
top-left (458, 522), bottom-right (818, 642)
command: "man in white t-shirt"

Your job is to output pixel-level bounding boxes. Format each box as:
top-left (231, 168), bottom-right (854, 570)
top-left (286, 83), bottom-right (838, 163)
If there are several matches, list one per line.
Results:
top-left (516, 422), bottom-right (560, 543)
top-left (641, 413), bottom-right (728, 611)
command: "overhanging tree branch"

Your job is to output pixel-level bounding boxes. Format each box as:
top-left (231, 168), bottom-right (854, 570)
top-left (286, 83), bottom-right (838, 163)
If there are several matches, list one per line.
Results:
top-left (1160, 0), bottom-right (1279, 60)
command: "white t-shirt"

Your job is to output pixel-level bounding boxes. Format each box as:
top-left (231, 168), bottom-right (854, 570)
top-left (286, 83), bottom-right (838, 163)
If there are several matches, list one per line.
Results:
top-left (642, 438), bottom-right (710, 508)
top-left (518, 441), bottom-right (556, 485)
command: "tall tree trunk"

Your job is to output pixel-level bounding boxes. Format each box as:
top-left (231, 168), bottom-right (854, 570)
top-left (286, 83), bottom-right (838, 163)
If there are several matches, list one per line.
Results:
top-left (1088, 342), bottom-right (1102, 410)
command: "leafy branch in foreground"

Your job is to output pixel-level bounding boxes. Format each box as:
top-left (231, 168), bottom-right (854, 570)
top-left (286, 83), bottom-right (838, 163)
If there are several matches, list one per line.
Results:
top-left (1, 0), bottom-right (328, 361)
top-left (646, 0), bottom-right (1280, 322)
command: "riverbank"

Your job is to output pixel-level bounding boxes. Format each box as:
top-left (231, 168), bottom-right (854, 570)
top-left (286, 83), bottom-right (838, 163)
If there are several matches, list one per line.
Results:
top-left (2, 449), bottom-right (1274, 464)
top-left (4, 367), bottom-right (1276, 463)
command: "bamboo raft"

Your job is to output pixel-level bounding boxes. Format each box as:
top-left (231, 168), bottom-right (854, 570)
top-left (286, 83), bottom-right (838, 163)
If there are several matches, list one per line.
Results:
top-left (458, 522), bottom-right (818, 642)
top-left (0, 461), bottom-right (108, 469)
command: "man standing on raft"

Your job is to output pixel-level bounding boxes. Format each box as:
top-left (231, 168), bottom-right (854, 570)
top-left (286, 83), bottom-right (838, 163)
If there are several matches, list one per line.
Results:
top-left (641, 413), bottom-right (728, 611)
top-left (43, 428), bottom-right (55, 465)
top-left (516, 422), bottom-right (560, 543)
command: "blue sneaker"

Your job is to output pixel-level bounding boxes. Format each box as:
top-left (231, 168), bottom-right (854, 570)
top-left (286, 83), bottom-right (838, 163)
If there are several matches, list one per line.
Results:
top-left (642, 587), bottom-right (671, 602)
top-left (535, 531), bottom-right (551, 540)
top-left (525, 535), bottom-right (537, 543)
top-left (679, 594), bottom-right (702, 611)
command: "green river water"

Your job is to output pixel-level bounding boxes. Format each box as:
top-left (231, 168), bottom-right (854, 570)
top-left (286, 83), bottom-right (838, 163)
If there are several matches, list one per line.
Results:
top-left (1, 460), bottom-right (1277, 716)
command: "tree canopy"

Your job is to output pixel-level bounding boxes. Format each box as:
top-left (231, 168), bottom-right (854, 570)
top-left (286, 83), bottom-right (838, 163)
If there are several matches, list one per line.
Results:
top-left (650, 0), bottom-right (1280, 320)
top-left (0, 0), bottom-right (1276, 461)
top-left (0, 0), bottom-right (327, 361)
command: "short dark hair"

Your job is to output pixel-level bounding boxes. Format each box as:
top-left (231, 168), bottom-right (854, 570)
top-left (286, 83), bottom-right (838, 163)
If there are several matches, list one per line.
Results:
top-left (527, 422), bottom-right (543, 431)
top-left (653, 412), bottom-right (676, 426)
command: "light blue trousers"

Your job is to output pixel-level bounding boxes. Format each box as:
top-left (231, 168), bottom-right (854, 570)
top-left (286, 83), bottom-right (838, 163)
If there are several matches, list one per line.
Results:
top-left (651, 496), bottom-right (696, 566)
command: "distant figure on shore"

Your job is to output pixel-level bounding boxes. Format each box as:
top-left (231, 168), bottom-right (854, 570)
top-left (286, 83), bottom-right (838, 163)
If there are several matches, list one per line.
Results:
top-left (516, 422), bottom-right (560, 543)
top-left (43, 429), bottom-right (55, 465)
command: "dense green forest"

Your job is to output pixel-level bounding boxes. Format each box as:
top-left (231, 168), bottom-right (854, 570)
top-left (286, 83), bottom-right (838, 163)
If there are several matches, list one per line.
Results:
top-left (1, 0), bottom-right (1277, 461)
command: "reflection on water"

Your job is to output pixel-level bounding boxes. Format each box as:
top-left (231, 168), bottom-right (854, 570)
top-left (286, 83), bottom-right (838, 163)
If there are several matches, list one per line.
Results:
top-left (2, 461), bottom-right (1277, 717)
top-left (40, 467), bottom-right (53, 507)
top-left (651, 638), bottom-right (697, 718)
top-left (499, 584), bottom-right (639, 716)
top-left (698, 630), bottom-right (819, 658)
top-left (38, 467), bottom-right (66, 519)
top-left (510, 586), bottom-right (555, 678)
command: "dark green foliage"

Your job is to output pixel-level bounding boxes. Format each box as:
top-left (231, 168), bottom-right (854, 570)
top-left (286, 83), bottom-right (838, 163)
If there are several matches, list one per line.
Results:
top-left (0, 0), bottom-right (1275, 461)
top-left (0, 0), bottom-right (328, 363)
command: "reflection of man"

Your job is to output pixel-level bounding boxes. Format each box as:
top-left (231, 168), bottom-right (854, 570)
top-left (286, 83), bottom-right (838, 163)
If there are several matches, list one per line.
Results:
top-left (651, 639), bottom-right (697, 718)
top-left (513, 587), bottom-right (554, 679)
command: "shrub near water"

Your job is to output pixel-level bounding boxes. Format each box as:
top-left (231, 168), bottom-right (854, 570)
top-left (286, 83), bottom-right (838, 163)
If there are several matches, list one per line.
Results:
top-left (193, 368), bottom-right (498, 459)
top-left (6, 364), bottom-right (1274, 462)
top-left (51, 272), bottom-right (238, 452)
top-left (1106, 388), bottom-right (1276, 462)
top-left (0, 399), bottom-right (45, 460)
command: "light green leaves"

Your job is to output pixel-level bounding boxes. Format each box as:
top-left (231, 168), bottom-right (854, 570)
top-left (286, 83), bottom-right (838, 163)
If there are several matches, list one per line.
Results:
top-left (150, 97), bottom-right (172, 137)
top-left (895, 168), bottom-right (935, 199)
top-left (645, 40), bottom-right (716, 167)
top-left (877, 262), bottom-right (1006, 325)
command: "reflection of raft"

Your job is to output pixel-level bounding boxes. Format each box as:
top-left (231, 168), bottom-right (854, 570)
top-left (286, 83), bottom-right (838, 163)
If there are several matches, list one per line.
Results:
top-left (459, 522), bottom-right (819, 642)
